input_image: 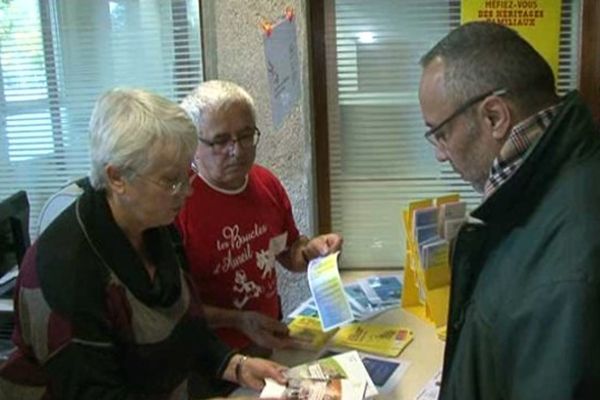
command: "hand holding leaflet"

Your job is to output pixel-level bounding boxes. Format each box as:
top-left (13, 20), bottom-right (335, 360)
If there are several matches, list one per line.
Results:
top-left (261, 350), bottom-right (378, 399)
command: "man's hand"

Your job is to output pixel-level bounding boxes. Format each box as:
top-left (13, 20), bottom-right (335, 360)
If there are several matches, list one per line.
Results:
top-left (238, 311), bottom-right (296, 349)
top-left (278, 233), bottom-right (344, 272)
top-left (302, 233), bottom-right (343, 261)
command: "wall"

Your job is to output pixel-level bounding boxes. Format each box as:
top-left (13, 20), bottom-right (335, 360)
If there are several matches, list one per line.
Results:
top-left (201, 0), bottom-right (314, 314)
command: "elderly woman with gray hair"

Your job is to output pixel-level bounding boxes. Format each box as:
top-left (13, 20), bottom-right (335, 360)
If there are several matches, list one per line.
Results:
top-left (0, 88), bottom-right (286, 400)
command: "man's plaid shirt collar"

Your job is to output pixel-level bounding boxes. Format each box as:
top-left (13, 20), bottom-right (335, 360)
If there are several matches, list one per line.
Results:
top-left (484, 103), bottom-right (561, 198)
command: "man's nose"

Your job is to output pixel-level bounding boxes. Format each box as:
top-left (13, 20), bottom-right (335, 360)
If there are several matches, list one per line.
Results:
top-left (226, 139), bottom-right (242, 157)
top-left (435, 145), bottom-right (449, 162)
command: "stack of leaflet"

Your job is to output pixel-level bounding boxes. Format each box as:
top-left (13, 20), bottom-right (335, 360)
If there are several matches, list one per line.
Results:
top-left (287, 315), bottom-right (414, 357)
top-left (319, 349), bottom-right (410, 394)
top-left (416, 201), bottom-right (466, 271)
top-left (287, 316), bottom-right (338, 349)
top-left (402, 194), bottom-right (467, 329)
top-left (260, 350), bottom-right (378, 400)
top-left (344, 276), bottom-right (402, 321)
top-left (287, 276), bottom-right (411, 355)
top-left (288, 275), bottom-right (403, 324)
top-left (329, 322), bottom-right (414, 357)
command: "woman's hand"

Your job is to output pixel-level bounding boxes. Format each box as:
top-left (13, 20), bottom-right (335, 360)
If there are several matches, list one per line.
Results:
top-left (237, 356), bottom-right (288, 391)
top-left (238, 311), bottom-right (296, 349)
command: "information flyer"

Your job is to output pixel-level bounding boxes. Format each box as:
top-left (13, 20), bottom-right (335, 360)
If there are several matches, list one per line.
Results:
top-left (307, 251), bottom-right (354, 331)
top-left (263, 16), bottom-right (301, 129)
top-left (461, 0), bottom-right (562, 79)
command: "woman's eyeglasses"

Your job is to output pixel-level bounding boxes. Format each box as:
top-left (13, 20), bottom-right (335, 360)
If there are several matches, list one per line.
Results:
top-left (130, 171), bottom-right (192, 196)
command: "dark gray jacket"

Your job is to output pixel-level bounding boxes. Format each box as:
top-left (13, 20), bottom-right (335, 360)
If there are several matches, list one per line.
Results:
top-left (440, 91), bottom-right (600, 400)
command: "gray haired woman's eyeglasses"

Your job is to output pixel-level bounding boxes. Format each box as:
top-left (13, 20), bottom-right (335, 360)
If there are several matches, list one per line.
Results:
top-left (130, 171), bottom-right (192, 196)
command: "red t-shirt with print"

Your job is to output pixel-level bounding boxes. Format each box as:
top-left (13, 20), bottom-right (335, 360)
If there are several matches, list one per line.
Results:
top-left (176, 164), bottom-right (300, 349)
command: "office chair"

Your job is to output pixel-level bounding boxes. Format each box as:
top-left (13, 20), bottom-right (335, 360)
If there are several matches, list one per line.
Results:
top-left (37, 179), bottom-right (85, 236)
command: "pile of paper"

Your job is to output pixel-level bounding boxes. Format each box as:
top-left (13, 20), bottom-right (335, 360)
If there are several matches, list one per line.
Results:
top-left (319, 349), bottom-right (410, 394)
top-left (345, 276), bottom-right (402, 321)
top-left (402, 194), bottom-right (467, 329)
top-left (330, 323), bottom-right (414, 358)
top-left (287, 316), bottom-right (338, 349)
top-left (287, 315), bottom-right (414, 358)
top-left (260, 351), bottom-right (378, 400)
top-left (288, 275), bottom-right (403, 324)
top-left (413, 201), bottom-right (466, 271)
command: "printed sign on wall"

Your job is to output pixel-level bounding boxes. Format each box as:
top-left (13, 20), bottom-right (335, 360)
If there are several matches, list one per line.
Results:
top-left (461, 0), bottom-right (562, 80)
top-left (263, 14), bottom-right (301, 130)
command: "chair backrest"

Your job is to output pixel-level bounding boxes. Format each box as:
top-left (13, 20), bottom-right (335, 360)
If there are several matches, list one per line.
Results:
top-left (0, 191), bottom-right (30, 280)
top-left (37, 181), bottom-right (84, 236)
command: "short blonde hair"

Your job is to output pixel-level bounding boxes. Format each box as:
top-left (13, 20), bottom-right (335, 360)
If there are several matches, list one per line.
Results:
top-left (180, 80), bottom-right (256, 136)
top-left (89, 88), bottom-right (197, 189)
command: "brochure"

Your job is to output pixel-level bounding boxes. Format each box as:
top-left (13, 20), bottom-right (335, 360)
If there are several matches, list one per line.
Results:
top-left (345, 283), bottom-right (376, 311)
top-left (319, 349), bottom-right (410, 394)
top-left (363, 275), bottom-right (402, 306)
top-left (261, 378), bottom-right (365, 400)
top-left (330, 323), bottom-right (414, 357)
top-left (260, 351), bottom-right (378, 399)
top-left (288, 297), bottom-right (320, 321)
top-left (412, 206), bottom-right (439, 238)
top-left (403, 195), bottom-right (465, 328)
top-left (307, 251), bottom-right (354, 331)
top-left (437, 201), bottom-right (466, 240)
top-left (288, 275), bottom-right (403, 324)
top-left (360, 354), bottom-right (409, 394)
top-left (344, 283), bottom-right (388, 322)
top-left (288, 316), bottom-right (338, 349)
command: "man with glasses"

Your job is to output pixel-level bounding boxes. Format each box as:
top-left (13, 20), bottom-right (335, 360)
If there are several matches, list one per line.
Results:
top-left (418, 22), bottom-right (600, 399)
top-left (177, 80), bottom-right (342, 397)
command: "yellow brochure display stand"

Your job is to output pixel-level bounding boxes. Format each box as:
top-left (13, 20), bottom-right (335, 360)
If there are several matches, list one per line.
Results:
top-left (401, 194), bottom-right (464, 330)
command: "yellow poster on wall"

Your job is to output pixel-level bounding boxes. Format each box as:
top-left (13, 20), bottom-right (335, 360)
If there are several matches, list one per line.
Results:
top-left (461, 0), bottom-right (562, 81)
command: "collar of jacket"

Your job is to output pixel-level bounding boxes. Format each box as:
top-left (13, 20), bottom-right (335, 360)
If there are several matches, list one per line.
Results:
top-left (472, 90), bottom-right (600, 225)
top-left (76, 183), bottom-right (182, 307)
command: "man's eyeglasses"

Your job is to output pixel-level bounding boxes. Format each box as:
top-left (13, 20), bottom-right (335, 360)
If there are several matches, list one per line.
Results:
top-left (198, 127), bottom-right (261, 154)
top-left (424, 88), bottom-right (508, 147)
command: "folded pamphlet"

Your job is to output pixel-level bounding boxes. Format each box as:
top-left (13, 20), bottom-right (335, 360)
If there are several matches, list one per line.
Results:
top-left (260, 350), bottom-right (378, 399)
top-left (330, 323), bottom-right (414, 358)
top-left (288, 316), bottom-right (338, 349)
top-left (308, 251), bottom-right (354, 332)
top-left (319, 349), bottom-right (410, 394)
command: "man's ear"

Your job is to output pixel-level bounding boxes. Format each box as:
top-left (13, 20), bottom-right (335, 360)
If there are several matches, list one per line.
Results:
top-left (105, 164), bottom-right (127, 194)
top-left (480, 95), bottom-right (512, 140)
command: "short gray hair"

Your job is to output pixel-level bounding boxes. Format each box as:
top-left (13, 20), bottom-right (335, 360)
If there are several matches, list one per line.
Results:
top-left (89, 88), bottom-right (197, 190)
top-left (180, 80), bottom-right (256, 135)
top-left (420, 21), bottom-right (556, 114)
